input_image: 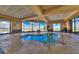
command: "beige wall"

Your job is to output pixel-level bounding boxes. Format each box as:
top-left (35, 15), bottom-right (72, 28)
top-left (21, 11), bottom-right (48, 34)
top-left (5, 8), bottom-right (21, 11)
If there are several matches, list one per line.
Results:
top-left (66, 20), bottom-right (71, 30)
top-left (12, 20), bottom-right (22, 31)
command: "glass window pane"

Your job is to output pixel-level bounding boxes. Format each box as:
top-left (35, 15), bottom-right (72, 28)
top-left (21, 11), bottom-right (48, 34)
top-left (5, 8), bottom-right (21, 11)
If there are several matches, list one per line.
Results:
top-left (72, 17), bottom-right (79, 32)
top-left (22, 21), bottom-right (47, 32)
top-left (0, 21), bottom-right (10, 34)
top-left (53, 24), bottom-right (61, 31)
top-left (22, 22), bottom-right (32, 31)
top-left (75, 21), bottom-right (79, 32)
top-left (72, 21), bottom-right (75, 32)
top-left (40, 22), bottom-right (47, 31)
top-left (33, 22), bottom-right (39, 31)
top-left (75, 17), bottom-right (79, 21)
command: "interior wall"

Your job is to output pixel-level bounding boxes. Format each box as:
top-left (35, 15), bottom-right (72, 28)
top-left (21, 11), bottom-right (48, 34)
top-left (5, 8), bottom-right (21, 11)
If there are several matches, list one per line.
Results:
top-left (12, 20), bottom-right (22, 33)
top-left (49, 20), bottom-right (66, 31)
top-left (66, 20), bottom-right (70, 30)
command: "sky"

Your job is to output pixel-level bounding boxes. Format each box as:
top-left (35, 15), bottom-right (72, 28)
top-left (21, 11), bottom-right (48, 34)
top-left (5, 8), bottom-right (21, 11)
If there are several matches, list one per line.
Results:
top-left (23, 22), bottom-right (46, 28)
top-left (0, 21), bottom-right (10, 28)
top-left (53, 24), bottom-right (61, 28)
top-left (72, 18), bottom-right (79, 31)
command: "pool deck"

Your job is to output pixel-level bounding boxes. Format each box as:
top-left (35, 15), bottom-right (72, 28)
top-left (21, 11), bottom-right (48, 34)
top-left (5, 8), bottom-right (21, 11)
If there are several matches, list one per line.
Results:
top-left (0, 32), bottom-right (79, 54)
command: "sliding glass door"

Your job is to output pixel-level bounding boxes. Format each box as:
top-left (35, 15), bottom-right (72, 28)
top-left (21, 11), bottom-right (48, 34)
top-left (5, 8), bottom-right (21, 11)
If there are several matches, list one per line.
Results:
top-left (0, 21), bottom-right (10, 34)
top-left (22, 21), bottom-right (47, 32)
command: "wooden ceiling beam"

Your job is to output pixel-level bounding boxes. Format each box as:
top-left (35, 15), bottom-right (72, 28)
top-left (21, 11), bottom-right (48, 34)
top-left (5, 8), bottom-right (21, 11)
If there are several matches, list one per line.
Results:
top-left (64, 10), bottom-right (79, 21)
top-left (23, 16), bottom-right (40, 21)
top-left (0, 14), bottom-right (22, 21)
top-left (44, 5), bottom-right (66, 16)
top-left (29, 5), bottom-right (48, 22)
top-left (44, 5), bottom-right (79, 16)
top-left (23, 5), bottom-right (73, 21)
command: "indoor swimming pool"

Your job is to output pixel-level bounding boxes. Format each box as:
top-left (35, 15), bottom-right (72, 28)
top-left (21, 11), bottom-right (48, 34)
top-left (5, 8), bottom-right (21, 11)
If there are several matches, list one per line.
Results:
top-left (21, 33), bottom-right (59, 45)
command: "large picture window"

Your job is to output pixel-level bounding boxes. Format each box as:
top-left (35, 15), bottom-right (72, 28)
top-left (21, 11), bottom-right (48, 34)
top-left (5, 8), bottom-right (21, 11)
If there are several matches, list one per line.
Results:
top-left (22, 21), bottom-right (47, 32)
top-left (53, 24), bottom-right (61, 31)
top-left (0, 21), bottom-right (10, 34)
top-left (40, 22), bottom-right (47, 31)
top-left (72, 17), bottom-right (79, 32)
top-left (22, 22), bottom-right (32, 32)
top-left (33, 22), bottom-right (40, 31)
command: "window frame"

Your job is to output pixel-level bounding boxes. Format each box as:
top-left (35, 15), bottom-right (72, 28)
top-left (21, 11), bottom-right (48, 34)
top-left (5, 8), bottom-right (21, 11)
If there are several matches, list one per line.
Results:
top-left (72, 16), bottom-right (79, 33)
top-left (52, 23), bottom-right (61, 32)
top-left (0, 20), bottom-right (11, 35)
top-left (22, 21), bottom-right (47, 32)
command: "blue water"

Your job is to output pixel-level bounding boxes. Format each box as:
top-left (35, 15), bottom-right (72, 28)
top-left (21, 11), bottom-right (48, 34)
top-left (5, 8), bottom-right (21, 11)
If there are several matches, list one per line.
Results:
top-left (21, 33), bottom-right (58, 44)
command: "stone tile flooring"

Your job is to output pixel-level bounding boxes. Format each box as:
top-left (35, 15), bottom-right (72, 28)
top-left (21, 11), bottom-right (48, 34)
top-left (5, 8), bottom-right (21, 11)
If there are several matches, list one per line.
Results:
top-left (0, 32), bottom-right (79, 54)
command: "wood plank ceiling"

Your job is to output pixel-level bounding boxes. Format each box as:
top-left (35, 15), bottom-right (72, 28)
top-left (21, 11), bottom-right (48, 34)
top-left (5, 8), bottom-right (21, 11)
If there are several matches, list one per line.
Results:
top-left (0, 5), bottom-right (79, 22)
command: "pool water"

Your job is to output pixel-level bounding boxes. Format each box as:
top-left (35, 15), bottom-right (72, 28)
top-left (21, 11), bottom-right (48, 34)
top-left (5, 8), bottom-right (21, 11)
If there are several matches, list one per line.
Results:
top-left (21, 33), bottom-right (58, 44)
